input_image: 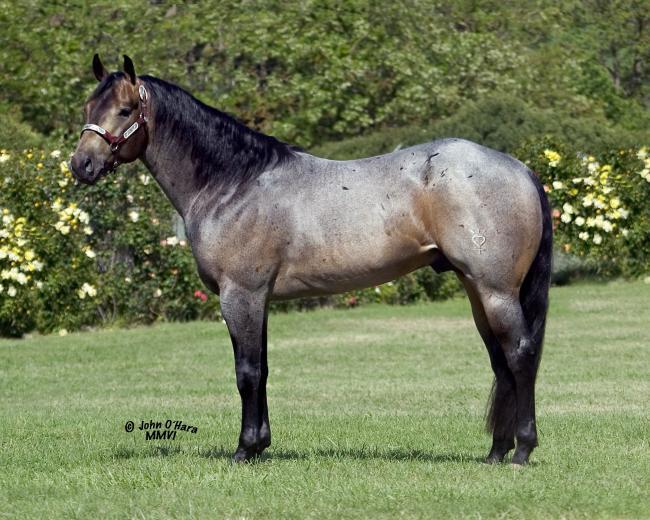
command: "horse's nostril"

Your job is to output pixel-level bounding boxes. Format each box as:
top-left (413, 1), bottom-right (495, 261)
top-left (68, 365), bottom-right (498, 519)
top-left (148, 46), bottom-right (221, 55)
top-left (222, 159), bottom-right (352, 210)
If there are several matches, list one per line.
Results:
top-left (84, 157), bottom-right (93, 175)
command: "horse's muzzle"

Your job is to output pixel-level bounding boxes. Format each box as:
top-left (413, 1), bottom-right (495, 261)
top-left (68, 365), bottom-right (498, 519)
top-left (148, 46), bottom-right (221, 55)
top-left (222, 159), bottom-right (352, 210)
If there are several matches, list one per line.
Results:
top-left (69, 153), bottom-right (109, 185)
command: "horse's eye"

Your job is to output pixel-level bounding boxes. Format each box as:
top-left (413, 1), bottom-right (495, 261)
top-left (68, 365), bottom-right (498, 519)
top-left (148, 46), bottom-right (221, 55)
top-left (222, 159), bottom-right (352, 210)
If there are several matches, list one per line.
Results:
top-left (118, 107), bottom-right (132, 117)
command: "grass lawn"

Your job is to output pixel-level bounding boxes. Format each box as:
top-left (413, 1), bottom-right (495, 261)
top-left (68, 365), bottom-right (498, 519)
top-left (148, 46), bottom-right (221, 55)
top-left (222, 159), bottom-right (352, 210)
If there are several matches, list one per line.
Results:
top-left (1, 280), bottom-right (649, 518)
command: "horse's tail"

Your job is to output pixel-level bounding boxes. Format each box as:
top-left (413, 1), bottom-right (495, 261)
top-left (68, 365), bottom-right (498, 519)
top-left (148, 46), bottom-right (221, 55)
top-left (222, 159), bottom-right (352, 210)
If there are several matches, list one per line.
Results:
top-left (520, 171), bottom-right (552, 360)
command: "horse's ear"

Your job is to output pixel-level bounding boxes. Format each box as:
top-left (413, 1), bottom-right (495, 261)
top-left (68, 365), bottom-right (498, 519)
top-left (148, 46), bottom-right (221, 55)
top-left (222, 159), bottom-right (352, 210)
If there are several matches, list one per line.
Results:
top-left (123, 54), bottom-right (136, 85)
top-left (92, 53), bottom-right (108, 82)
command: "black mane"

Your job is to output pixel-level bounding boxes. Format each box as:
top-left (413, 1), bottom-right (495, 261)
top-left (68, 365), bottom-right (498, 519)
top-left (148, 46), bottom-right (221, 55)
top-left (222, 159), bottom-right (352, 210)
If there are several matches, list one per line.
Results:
top-left (140, 75), bottom-right (300, 188)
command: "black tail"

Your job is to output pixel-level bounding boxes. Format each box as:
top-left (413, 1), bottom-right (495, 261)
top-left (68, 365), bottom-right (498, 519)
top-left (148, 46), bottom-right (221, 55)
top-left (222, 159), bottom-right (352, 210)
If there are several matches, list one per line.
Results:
top-left (519, 170), bottom-right (553, 362)
top-left (486, 170), bottom-right (552, 433)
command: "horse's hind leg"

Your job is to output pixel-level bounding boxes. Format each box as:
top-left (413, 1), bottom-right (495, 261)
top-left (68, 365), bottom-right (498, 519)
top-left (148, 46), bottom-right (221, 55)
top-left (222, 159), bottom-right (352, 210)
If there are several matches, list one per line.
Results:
top-left (473, 284), bottom-right (540, 465)
top-left (460, 276), bottom-right (516, 463)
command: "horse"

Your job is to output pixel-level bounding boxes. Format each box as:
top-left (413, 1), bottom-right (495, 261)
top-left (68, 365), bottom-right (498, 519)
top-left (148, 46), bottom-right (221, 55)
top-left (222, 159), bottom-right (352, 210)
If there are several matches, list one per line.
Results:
top-left (70, 55), bottom-right (552, 465)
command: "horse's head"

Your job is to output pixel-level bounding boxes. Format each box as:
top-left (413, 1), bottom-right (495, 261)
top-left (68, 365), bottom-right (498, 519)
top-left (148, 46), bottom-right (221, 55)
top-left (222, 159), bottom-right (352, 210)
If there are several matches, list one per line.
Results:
top-left (70, 54), bottom-right (149, 184)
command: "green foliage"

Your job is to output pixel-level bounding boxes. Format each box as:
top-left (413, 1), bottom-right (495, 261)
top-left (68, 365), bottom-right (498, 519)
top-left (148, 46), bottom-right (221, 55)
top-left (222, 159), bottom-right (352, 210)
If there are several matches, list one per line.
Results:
top-left (313, 95), bottom-right (647, 160)
top-left (0, 104), bottom-right (44, 151)
top-left (3, 1), bottom-right (647, 148)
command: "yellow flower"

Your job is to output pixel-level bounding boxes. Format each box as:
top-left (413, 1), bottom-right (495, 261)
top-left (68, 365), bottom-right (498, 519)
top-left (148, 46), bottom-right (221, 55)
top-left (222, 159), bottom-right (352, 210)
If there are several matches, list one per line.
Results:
top-left (610, 198), bottom-right (620, 209)
top-left (59, 161), bottom-right (69, 174)
top-left (544, 149), bottom-right (561, 167)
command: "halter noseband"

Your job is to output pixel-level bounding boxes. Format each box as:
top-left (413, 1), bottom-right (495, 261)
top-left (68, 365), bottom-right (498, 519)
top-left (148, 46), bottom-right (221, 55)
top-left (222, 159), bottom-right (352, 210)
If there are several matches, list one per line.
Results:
top-left (81, 84), bottom-right (149, 153)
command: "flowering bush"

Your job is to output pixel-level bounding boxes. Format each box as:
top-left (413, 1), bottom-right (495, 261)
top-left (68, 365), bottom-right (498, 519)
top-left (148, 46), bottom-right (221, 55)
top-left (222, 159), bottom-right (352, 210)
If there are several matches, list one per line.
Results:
top-left (523, 140), bottom-right (650, 276)
top-left (0, 148), bottom-right (218, 337)
top-left (0, 149), bottom-right (98, 336)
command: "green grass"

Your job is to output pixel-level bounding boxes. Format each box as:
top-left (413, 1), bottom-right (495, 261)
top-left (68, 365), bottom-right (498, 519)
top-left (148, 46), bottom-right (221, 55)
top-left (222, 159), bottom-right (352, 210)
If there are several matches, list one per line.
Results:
top-left (1, 281), bottom-right (649, 518)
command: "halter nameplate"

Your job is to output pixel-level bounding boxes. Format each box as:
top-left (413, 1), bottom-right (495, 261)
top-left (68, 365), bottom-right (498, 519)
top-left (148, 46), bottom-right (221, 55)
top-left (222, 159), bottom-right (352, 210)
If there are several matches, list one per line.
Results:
top-left (123, 122), bottom-right (139, 139)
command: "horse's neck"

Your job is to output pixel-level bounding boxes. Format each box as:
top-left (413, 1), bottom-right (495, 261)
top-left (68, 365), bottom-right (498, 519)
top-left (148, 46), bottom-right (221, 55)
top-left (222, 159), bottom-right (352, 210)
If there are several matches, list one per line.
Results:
top-left (141, 125), bottom-right (203, 219)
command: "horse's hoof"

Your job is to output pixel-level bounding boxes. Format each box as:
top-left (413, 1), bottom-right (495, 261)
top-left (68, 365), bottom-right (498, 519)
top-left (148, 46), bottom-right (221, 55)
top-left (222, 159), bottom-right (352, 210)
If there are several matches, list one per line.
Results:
top-left (232, 447), bottom-right (256, 463)
top-left (511, 448), bottom-right (532, 466)
top-left (484, 454), bottom-right (503, 464)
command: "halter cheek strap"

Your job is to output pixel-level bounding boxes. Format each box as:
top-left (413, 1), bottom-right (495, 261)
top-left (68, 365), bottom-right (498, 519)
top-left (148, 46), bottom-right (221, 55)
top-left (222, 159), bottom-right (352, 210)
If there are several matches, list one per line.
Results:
top-left (81, 84), bottom-right (149, 153)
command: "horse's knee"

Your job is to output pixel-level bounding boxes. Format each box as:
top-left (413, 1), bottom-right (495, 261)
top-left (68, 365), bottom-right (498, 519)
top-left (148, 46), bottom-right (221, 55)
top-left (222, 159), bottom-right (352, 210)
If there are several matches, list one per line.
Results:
top-left (235, 360), bottom-right (261, 393)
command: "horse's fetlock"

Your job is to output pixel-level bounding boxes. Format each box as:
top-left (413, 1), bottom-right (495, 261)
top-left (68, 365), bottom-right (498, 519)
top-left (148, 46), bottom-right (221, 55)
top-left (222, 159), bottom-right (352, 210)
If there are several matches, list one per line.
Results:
top-left (517, 420), bottom-right (538, 447)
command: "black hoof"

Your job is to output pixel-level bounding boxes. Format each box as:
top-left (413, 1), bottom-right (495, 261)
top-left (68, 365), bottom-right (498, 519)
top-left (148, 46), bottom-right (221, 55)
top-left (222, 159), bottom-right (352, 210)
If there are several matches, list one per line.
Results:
top-left (511, 446), bottom-right (532, 465)
top-left (485, 452), bottom-right (505, 464)
top-left (485, 440), bottom-right (514, 464)
top-left (232, 447), bottom-right (258, 463)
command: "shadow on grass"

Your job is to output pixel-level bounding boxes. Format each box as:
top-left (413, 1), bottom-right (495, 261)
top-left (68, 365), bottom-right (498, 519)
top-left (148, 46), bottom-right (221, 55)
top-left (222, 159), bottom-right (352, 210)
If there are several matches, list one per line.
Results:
top-left (200, 446), bottom-right (485, 463)
top-left (113, 444), bottom-right (539, 466)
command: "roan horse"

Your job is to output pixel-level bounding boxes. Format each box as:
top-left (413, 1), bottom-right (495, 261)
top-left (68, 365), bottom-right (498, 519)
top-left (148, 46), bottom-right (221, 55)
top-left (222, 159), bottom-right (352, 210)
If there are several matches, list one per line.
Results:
top-left (71, 55), bottom-right (551, 465)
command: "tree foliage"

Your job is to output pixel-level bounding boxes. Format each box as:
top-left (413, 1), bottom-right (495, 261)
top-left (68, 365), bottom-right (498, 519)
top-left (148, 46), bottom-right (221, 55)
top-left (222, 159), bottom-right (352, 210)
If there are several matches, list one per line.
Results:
top-left (1, 0), bottom-right (647, 147)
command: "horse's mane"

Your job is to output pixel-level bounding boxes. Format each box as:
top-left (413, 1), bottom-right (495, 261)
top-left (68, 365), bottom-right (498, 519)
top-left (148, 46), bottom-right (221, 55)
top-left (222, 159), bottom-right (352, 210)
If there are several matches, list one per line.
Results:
top-left (137, 75), bottom-right (300, 189)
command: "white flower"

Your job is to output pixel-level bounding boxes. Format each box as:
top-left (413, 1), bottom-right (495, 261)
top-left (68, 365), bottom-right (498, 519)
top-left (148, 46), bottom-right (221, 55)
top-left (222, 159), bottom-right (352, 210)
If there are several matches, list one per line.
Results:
top-left (126, 194), bottom-right (134, 203)
top-left (165, 236), bottom-right (179, 246)
top-left (78, 282), bottom-right (97, 299)
top-left (0, 283), bottom-right (3, 293)
top-left (552, 181), bottom-right (564, 190)
top-left (139, 174), bottom-right (150, 185)
top-left (78, 211), bottom-right (90, 225)
top-left (562, 202), bottom-right (574, 214)
top-left (601, 220), bottom-right (613, 233)
top-left (578, 231), bottom-right (590, 241)
top-left (124, 277), bottom-right (132, 284)
top-left (7, 285), bottom-right (17, 297)
top-left (154, 288), bottom-right (162, 298)
top-left (574, 216), bottom-right (585, 226)
top-left (0, 153), bottom-right (10, 163)
top-left (621, 228), bottom-right (629, 237)
top-left (593, 233), bottom-right (603, 245)
top-left (59, 225), bottom-right (70, 235)
top-left (572, 177), bottom-right (583, 184)
top-left (58, 179), bottom-right (68, 187)
top-left (58, 329), bottom-right (68, 337)
top-left (83, 226), bottom-right (93, 235)
top-left (50, 150), bottom-right (62, 158)
top-left (560, 213), bottom-right (572, 223)
top-left (85, 249), bottom-right (96, 259)
top-left (128, 210), bottom-right (139, 223)
top-left (637, 147), bottom-right (648, 160)
top-left (36, 281), bottom-right (43, 289)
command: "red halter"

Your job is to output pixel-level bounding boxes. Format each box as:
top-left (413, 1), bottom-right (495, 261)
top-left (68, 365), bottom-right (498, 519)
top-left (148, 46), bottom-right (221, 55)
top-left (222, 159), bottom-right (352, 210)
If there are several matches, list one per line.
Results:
top-left (81, 84), bottom-right (149, 153)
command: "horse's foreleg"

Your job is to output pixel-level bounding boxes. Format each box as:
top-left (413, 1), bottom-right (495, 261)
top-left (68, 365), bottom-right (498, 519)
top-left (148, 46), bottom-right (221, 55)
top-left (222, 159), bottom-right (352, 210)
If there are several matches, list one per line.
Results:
top-left (219, 284), bottom-right (271, 462)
